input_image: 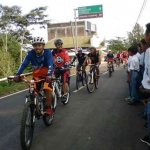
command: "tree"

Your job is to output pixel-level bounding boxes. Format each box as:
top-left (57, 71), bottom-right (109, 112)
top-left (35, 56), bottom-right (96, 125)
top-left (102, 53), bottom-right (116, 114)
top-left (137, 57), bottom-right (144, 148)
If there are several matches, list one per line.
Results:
top-left (0, 34), bottom-right (20, 62)
top-left (0, 46), bottom-right (16, 77)
top-left (0, 5), bottom-right (50, 62)
top-left (106, 37), bottom-right (127, 53)
top-left (13, 6), bottom-right (50, 62)
top-left (100, 39), bottom-right (105, 47)
top-left (127, 23), bottom-right (144, 47)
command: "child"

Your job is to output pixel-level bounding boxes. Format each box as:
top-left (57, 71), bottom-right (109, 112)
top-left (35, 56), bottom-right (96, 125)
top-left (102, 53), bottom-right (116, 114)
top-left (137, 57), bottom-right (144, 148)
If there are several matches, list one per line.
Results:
top-left (126, 46), bottom-right (139, 105)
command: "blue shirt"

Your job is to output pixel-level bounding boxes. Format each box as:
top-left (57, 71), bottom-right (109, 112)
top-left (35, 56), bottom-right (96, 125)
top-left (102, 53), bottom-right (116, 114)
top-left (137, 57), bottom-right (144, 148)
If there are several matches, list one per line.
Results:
top-left (17, 49), bottom-right (53, 76)
top-left (107, 53), bottom-right (114, 58)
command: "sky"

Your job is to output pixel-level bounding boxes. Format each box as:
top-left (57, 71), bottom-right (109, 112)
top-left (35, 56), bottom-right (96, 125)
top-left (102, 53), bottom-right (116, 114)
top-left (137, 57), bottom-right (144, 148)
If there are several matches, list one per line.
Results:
top-left (1, 0), bottom-right (150, 42)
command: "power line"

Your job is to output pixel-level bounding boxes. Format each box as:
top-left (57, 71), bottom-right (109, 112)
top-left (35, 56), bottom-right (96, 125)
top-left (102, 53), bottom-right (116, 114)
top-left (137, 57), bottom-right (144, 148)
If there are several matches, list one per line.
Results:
top-left (135, 0), bottom-right (148, 26)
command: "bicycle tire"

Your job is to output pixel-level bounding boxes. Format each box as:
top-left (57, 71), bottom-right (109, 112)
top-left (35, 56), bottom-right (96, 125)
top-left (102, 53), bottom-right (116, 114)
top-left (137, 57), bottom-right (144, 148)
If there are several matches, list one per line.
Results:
top-left (82, 71), bottom-right (86, 86)
top-left (94, 74), bottom-right (99, 89)
top-left (86, 74), bottom-right (95, 93)
top-left (76, 73), bottom-right (79, 90)
top-left (20, 102), bottom-right (35, 150)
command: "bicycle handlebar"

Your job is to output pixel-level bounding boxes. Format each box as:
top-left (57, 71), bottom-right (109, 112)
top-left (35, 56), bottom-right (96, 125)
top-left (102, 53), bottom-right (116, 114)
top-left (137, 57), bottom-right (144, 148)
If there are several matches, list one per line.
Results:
top-left (7, 76), bottom-right (45, 83)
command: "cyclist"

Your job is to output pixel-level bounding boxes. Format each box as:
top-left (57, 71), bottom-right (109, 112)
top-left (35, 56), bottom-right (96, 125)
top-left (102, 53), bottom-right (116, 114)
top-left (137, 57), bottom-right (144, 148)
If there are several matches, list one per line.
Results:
top-left (116, 51), bottom-right (121, 65)
top-left (71, 47), bottom-right (87, 72)
top-left (107, 50), bottom-right (114, 72)
top-left (52, 39), bottom-right (70, 100)
top-left (121, 50), bottom-right (128, 67)
top-left (83, 46), bottom-right (101, 78)
top-left (13, 37), bottom-right (53, 115)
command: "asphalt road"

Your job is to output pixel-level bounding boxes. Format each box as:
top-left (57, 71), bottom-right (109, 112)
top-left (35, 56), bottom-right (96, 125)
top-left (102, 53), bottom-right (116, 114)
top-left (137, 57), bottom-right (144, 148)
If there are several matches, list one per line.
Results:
top-left (0, 65), bottom-right (148, 150)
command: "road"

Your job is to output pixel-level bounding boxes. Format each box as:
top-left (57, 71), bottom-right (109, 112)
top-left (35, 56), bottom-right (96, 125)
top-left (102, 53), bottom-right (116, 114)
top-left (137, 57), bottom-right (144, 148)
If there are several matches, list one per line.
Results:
top-left (0, 65), bottom-right (148, 150)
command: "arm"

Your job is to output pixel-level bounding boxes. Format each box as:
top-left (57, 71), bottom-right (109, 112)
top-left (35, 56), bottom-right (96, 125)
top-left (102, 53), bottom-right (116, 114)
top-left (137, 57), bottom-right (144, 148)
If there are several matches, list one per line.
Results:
top-left (64, 50), bottom-right (70, 67)
top-left (83, 55), bottom-right (89, 65)
top-left (16, 52), bottom-right (31, 75)
top-left (47, 51), bottom-right (54, 76)
top-left (71, 55), bottom-right (77, 64)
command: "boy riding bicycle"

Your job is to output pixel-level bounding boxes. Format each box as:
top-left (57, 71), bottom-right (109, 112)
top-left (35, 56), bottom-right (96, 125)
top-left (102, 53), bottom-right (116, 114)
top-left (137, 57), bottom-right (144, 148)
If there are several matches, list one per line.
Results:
top-left (83, 46), bottom-right (101, 78)
top-left (13, 37), bottom-right (53, 115)
top-left (71, 47), bottom-right (87, 72)
top-left (107, 50), bottom-right (114, 72)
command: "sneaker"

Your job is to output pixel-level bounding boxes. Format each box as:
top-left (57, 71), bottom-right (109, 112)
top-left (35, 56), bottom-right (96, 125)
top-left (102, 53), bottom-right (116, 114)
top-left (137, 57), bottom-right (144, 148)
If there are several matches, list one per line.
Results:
top-left (125, 97), bottom-right (131, 101)
top-left (127, 101), bottom-right (136, 105)
top-left (62, 93), bottom-right (67, 101)
top-left (45, 107), bottom-right (52, 115)
top-left (140, 135), bottom-right (150, 146)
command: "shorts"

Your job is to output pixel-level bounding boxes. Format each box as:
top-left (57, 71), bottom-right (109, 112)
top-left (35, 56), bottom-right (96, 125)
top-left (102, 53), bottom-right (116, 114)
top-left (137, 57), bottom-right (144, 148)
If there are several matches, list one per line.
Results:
top-left (33, 77), bottom-right (52, 92)
top-left (54, 69), bottom-right (69, 83)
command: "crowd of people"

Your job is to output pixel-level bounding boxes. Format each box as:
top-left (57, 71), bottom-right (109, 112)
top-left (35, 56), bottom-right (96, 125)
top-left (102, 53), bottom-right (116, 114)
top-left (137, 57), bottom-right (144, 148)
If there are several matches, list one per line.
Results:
top-left (123, 23), bottom-right (150, 147)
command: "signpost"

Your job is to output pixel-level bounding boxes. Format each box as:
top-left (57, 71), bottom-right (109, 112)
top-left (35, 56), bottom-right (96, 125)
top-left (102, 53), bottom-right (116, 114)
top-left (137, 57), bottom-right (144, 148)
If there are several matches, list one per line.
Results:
top-left (78, 5), bottom-right (103, 19)
top-left (74, 4), bottom-right (103, 50)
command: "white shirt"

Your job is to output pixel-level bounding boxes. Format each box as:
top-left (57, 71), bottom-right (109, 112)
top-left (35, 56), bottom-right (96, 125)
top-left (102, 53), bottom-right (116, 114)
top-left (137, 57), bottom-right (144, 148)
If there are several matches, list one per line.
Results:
top-left (127, 56), bottom-right (133, 72)
top-left (139, 52), bottom-right (145, 66)
top-left (136, 52), bottom-right (141, 62)
top-left (142, 48), bottom-right (150, 89)
top-left (129, 55), bottom-right (139, 71)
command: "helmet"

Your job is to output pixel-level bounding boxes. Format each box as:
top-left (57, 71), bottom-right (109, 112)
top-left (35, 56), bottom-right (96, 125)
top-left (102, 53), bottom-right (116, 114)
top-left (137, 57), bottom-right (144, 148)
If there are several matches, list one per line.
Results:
top-left (108, 50), bottom-right (111, 52)
top-left (54, 39), bottom-right (63, 45)
top-left (31, 37), bottom-right (45, 45)
top-left (77, 47), bottom-right (82, 52)
top-left (90, 46), bottom-right (96, 50)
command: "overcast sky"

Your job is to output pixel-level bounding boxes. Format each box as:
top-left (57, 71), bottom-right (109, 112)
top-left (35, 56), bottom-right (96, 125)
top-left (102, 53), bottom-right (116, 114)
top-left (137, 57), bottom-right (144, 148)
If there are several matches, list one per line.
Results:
top-left (1, 0), bottom-right (150, 41)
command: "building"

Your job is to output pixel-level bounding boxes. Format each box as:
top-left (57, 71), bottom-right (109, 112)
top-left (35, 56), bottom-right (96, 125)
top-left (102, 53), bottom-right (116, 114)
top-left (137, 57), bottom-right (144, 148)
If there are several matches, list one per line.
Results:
top-left (47, 21), bottom-right (97, 41)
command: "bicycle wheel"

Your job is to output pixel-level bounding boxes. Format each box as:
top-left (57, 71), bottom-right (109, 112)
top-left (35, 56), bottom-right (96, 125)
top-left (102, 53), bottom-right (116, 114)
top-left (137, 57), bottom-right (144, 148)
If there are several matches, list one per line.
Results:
top-left (82, 71), bottom-right (86, 86)
top-left (20, 102), bottom-right (35, 150)
top-left (76, 73), bottom-right (80, 90)
top-left (109, 69), bottom-right (112, 77)
top-left (94, 74), bottom-right (99, 89)
top-left (86, 74), bottom-right (95, 93)
top-left (43, 98), bottom-right (54, 126)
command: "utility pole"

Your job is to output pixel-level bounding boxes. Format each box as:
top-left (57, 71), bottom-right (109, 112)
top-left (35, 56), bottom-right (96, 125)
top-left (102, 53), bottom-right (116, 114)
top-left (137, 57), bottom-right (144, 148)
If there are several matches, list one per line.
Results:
top-left (74, 8), bottom-right (78, 54)
top-left (70, 21), bottom-right (75, 50)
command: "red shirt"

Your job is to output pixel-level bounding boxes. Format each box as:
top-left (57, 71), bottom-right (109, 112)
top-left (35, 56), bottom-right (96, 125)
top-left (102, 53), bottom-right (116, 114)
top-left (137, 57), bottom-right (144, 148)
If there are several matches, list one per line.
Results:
top-left (52, 48), bottom-right (70, 67)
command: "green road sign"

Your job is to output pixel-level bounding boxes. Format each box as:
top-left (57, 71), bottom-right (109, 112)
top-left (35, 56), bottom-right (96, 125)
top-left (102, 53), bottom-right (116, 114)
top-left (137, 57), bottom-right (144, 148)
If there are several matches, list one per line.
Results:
top-left (78, 5), bottom-right (103, 19)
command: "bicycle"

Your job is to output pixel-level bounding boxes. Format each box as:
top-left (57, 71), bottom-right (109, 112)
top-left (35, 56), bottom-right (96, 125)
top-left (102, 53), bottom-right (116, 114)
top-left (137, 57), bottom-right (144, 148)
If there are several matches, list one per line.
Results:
top-left (116, 58), bottom-right (120, 67)
top-left (108, 61), bottom-right (113, 77)
top-left (53, 66), bottom-right (71, 105)
top-left (76, 65), bottom-right (86, 90)
top-left (8, 76), bottom-right (56, 150)
top-left (86, 64), bottom-right (99, 93)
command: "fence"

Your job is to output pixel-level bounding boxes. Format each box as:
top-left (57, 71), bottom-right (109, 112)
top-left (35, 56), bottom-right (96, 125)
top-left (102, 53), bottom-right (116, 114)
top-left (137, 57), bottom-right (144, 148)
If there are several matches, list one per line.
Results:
top-left (0, 72), bottom-right (32, 82)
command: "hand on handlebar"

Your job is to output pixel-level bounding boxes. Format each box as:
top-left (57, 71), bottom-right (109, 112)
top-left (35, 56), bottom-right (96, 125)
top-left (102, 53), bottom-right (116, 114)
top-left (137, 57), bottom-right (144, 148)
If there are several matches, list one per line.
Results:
top-left (45, 76), bottom-right (51, 83)
top-left (13, 75), bottom-right (21, 82)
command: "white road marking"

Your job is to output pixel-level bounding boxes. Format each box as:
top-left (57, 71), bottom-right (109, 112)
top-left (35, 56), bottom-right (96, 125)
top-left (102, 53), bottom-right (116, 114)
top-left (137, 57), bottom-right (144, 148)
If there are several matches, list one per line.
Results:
top-left (73, 86), bottom-right (85, 93)
top-left (0, 89), bottom-right (28, 100)
top-left (103, 71), bottom-right (108, 74)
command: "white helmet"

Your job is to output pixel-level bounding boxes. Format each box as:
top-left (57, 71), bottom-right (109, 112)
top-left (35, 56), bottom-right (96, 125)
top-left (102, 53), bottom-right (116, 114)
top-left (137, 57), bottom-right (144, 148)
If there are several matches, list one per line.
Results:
top-left (31, 37), bottom-right (45, 45)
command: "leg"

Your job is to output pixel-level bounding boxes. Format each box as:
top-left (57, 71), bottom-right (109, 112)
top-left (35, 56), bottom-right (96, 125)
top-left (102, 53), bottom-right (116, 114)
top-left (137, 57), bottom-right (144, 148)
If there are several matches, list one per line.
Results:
top-left (62, 70), bottom-right (69, 95)
top-left (43, 82), bottom-right (53, 115)
top-left (95, 66), bottom-right (100, 76)
top-left (45, 90), bottom-right (52, 106)
top-left (129, 72), bottom-right (138, 102)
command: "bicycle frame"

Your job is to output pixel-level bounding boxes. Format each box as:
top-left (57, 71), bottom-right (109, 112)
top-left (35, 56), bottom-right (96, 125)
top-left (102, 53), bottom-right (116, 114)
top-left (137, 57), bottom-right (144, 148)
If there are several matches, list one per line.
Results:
top-left (89, 64), bottom-right (97, 84)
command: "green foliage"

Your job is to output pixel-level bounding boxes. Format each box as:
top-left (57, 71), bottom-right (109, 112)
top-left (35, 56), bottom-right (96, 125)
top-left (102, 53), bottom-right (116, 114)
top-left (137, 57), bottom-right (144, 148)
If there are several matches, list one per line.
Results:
top-left (0, 46), bottom-right (16, 78)
top-left (127, 23), bottom-right (144, 47)
top-left (0, 5), bottom-right (50, 78)
top-left (107, 37), bottom-right (127, 53)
